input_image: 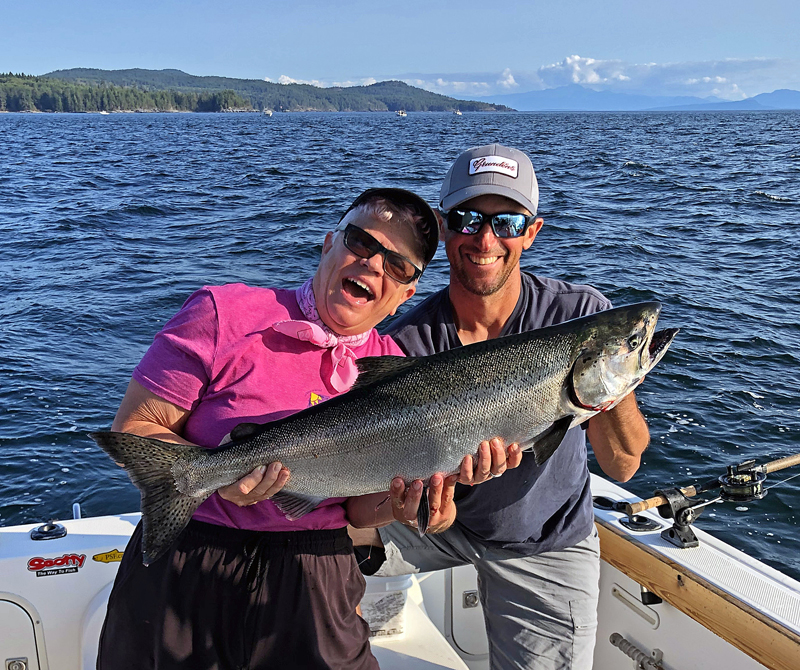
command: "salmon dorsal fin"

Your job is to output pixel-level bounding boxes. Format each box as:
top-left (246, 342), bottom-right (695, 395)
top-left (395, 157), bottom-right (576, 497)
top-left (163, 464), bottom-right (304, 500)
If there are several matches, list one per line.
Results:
top-left (230, 422), bottom-right (262, 442)
top-left (351, 355), bottom-right (421, 390)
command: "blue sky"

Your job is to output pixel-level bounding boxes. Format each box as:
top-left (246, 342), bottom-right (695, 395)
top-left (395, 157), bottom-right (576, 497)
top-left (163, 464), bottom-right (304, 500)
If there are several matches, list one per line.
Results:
top-left (4, 0), bottom-right (799, 99)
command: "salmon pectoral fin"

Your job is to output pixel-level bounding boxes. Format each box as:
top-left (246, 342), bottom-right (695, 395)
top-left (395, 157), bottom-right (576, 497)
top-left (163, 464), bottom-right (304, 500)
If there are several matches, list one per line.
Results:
top-left (519, 415), bottom-right (574, 466)
top-left (417, 488), bottom-right (430, 536)
top-left (270, 491), bottom-right (328, 520)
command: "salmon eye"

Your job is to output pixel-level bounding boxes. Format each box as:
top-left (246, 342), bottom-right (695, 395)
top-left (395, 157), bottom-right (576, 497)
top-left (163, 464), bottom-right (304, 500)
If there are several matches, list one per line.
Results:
top-left (627, 335), bottom-right (642, 350)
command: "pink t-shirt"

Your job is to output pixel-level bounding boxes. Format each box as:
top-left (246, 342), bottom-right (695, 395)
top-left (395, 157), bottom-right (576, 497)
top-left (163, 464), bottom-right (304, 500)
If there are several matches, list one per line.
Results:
top-left (132, 283), bottom-right (404, 532)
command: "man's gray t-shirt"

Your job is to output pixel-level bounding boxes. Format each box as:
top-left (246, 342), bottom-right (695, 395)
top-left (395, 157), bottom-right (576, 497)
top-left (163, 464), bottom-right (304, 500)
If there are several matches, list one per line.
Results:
top-left (386, 272), bottom-right (611, 555)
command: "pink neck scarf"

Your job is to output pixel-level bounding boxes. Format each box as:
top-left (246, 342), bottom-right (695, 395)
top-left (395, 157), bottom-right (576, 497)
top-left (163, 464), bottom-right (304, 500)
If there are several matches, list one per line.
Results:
top-left (272, 278), bottom-right (370, 393)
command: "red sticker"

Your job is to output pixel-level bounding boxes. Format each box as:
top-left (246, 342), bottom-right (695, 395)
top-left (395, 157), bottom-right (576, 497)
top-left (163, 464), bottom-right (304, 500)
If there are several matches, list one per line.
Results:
top-left (28, 553), bottom-right (86, 577)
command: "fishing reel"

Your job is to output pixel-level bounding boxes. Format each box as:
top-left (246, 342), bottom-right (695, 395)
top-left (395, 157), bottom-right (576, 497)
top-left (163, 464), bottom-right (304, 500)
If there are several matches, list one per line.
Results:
top-left (655, 458), bottom-right (768, 548)
top-left (617, 452), bottom-right (800, 549)
top-left (718, 459), bottom-right (767, 503)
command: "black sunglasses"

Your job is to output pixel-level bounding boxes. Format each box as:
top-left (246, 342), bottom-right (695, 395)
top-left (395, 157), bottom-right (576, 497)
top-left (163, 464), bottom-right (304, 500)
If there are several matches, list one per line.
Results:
top-left (444, 209), bottom-right (535, 238)
top-left (338, 223), bottom-right (422, 285)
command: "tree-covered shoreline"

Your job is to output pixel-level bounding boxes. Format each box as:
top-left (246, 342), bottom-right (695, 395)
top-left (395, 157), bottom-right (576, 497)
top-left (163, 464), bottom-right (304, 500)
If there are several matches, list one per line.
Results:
top-left (0, 74), bottom-right (252, 113)
top-left (1, 69), bottom-right (512, 114)
top-left (43, 68), bottom-right (511, 112)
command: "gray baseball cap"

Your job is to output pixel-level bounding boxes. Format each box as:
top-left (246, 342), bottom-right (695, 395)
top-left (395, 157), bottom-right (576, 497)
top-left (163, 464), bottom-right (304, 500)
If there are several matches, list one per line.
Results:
top-left (439, 144), bottom-right (539, 216)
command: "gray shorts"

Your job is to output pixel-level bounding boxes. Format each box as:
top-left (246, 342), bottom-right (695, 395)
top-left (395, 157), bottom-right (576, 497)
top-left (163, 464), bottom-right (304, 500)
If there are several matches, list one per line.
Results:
top-left (376, 522), bottom-right (600, 670)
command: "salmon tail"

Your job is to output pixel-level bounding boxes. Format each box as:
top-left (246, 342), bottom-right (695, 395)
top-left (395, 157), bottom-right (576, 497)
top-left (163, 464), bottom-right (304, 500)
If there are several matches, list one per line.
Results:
top-left (89, 431), bottom-right (207, 566)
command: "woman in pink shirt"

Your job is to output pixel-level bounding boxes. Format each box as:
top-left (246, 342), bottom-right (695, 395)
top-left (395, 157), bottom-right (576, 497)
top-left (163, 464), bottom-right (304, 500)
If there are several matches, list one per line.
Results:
top-left (96, 189), bottom-right (441, 670)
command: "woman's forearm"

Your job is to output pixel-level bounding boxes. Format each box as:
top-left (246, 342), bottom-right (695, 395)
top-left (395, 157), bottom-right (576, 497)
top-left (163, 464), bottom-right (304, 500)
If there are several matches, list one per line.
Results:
top-left (346, 491), bottom-right (395, 528)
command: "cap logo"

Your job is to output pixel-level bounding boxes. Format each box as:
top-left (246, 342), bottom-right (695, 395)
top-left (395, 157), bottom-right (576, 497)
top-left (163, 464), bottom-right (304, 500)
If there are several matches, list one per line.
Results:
top-left (469, 156), bottom-right (518, 179)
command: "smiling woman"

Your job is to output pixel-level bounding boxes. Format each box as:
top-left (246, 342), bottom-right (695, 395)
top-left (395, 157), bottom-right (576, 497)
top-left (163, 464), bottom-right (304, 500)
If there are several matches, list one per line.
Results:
top-left (314, 203), bottom-right (429, 336)
top-left (94, 187), bottom-right (439, 670)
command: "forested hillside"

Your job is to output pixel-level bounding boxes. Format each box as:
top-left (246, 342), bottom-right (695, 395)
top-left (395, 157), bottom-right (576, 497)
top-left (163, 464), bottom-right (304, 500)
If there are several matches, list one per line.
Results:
top-left (0, 73), bottom-right (251, 112)
top-left (44, 68), bottom-right (510, 112)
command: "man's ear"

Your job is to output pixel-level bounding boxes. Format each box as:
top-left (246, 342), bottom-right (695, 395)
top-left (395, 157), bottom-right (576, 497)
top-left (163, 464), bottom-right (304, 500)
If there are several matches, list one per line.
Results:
top-left (436, 210), bottom-right (446, 242)
top-left (321, 231), bottom-right (335, 255)
top-left (390, 284), bottom-right (417, 316)
top-left (522, 217), bottom-right (544, 250)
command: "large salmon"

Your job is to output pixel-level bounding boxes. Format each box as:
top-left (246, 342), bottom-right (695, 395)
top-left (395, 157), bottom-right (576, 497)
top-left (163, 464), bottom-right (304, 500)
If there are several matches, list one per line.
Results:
top-left (92, 301), bottom-right (677, 564)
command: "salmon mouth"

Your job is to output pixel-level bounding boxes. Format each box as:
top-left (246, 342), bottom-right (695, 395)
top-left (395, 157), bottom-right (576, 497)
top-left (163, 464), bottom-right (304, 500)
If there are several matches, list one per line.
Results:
top-left (648, 328), bottom-right (679, 364)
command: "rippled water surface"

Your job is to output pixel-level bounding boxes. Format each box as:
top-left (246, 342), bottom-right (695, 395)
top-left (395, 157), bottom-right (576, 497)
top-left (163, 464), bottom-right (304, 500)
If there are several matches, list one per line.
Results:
top-left (2, 111), bottom-right (799, 578)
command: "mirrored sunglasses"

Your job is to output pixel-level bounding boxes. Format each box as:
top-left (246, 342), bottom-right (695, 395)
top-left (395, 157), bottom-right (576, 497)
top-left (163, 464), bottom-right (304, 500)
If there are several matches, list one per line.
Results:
top-left (445, 209), bottom-right (535, 239)
top-left (338, 223), bottom-right (422, 284)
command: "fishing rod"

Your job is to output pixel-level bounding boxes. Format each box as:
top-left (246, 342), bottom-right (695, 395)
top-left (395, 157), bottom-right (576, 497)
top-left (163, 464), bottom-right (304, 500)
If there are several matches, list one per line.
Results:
top-left (596, 452), bottom-right (800, 548)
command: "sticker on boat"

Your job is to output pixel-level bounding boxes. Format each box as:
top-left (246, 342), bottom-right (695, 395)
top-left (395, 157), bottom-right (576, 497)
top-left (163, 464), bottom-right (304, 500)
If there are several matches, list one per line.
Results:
top-left (27, 553), bottom-right (87, 576)
top-left (93, 549), bottom-right (124, 563)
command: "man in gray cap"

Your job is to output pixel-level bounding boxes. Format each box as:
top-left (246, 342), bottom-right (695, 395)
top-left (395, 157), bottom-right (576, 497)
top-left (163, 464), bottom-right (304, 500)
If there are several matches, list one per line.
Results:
top-left (351, 144), bottom-right (650, 669)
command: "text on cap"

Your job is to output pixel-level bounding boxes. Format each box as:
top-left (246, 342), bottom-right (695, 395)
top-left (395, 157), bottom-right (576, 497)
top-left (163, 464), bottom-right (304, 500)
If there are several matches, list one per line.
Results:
top-left (469, 156), bottom-right (519, 179)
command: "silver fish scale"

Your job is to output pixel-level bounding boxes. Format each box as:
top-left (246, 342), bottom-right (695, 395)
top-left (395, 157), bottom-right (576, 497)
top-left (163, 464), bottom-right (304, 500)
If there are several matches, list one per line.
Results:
top-left (176, 329), bottom-right (582, 499)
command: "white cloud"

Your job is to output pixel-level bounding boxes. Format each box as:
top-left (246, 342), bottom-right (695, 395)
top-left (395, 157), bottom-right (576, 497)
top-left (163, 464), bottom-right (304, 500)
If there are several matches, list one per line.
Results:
top-left (408, 56), bottom-right (799, 100)
top-left (266, 57), bottom-right (800, 102)
top-left (687, 76), bottom-right (727, 85)
top-left (497, 68), bottom-right (518, 90)
top-left (327, 77), bottom-right (377, 87)
top-left (524, 55), bottom-right (800, 100)
top-left (540, 55), bottom-right (639, 88)
top-left (446, 79), bottom-right (489, 93)
top-left (268, 75), bottom-right (379, 88)
top-left (402, 76), bottom-right (492, 95)
top-left (394, 73), bottom-right (504, 97)
top-left (277, 75), bottom-right (326, 86)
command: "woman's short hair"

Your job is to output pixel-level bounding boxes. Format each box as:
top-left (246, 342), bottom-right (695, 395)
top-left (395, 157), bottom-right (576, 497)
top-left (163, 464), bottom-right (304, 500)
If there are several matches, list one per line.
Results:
top-left (339, 188), bottom-right (439, 269)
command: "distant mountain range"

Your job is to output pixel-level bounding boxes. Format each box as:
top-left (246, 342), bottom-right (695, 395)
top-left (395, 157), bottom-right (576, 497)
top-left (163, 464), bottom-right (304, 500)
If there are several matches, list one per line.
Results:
top-left (43, 68), bottom-right (509, 113)
top-left (475, 84), bottom-right (800, 111)
top-left (655, 89), bottom-right (800, 111)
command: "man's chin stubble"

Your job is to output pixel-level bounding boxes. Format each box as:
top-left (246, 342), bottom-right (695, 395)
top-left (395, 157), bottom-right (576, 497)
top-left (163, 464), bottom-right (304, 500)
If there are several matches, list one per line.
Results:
top-left (451, 263), bottom-right (513, 297)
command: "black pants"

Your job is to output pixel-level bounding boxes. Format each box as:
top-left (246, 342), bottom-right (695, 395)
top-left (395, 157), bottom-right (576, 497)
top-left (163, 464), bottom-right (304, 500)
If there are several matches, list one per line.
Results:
top-left (97, 520), bottom-right (377, 670)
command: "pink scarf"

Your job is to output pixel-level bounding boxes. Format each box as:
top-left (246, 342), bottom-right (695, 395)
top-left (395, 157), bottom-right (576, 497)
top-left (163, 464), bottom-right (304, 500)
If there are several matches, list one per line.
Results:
top-left (272, 278), bottom-right (370, 393)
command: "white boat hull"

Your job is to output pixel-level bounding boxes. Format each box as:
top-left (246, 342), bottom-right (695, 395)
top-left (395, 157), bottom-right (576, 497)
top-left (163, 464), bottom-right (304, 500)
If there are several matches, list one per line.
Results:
top-left (2, 475), bottom-right (799, 669)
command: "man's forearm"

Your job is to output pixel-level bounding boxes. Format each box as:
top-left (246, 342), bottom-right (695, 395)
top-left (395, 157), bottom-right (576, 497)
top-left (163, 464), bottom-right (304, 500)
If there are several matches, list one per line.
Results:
top-left (586, 392), bottom-right (650, 482)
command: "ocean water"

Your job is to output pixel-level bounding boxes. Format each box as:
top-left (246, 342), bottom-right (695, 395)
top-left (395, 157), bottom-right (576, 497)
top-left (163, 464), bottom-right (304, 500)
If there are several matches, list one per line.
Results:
top-left (2, 110), bottom-right (799, 579)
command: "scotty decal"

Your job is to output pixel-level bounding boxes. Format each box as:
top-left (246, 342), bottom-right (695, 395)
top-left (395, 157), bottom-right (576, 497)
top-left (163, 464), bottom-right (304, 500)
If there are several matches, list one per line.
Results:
top-left (28, 553), bottom-right (86, 577)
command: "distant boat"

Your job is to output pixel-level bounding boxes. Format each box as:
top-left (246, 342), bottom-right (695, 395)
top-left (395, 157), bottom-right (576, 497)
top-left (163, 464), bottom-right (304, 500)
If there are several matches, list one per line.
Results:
top-left (263, 109), bottom-right (273, 116)
top-left (99, 111), bottom-right (110, 115)
top-left (453, 109), bottom-right (462, 116)
top-left (396, 110), bottom-right (407, 117)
